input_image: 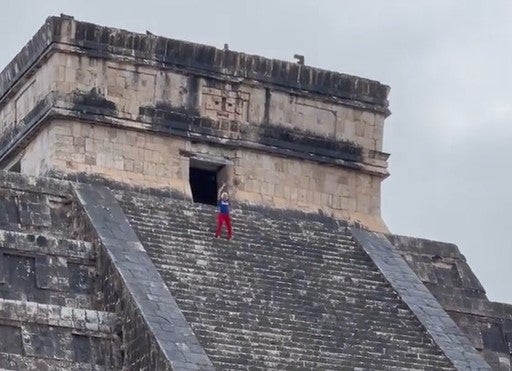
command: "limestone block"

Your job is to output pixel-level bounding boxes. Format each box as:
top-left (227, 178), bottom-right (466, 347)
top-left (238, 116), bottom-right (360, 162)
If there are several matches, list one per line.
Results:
top-left (357, 174), bottom-right (371, 194)
top-left (341, 197), bottom-right (356, 211)
top-left (342, 118), bottom-right (357, 141)
top-left (14, 79), bottom-right (38, 123)
top-left (201, 82), bottom-right (250, 122)
top-left (357, 194), bottom-right (372, 214)
top-left (0, 102), bottom-right (15, 137)
top-left (360, 111), bottom-right (376, 127)
top-left (332, 195), bottom-right (342, 210)
top-left (18, 116), bottom-right (385, 231)
top-left (269, 92), bottom-right (337, 137)
top-left (355, 136), bottom-right (376, 151)
top-left (355, 121), bottom-right (365, 137)
top-left (289, 188), bottom-right (299, 202)
top-left (364, 123), bottom-right (375, 140)
top-left (247, 86), bottom-right (266, 124)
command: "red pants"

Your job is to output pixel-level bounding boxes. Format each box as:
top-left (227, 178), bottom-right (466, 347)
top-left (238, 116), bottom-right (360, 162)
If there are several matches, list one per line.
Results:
top-left (215, 213), bottom-right (232, 239)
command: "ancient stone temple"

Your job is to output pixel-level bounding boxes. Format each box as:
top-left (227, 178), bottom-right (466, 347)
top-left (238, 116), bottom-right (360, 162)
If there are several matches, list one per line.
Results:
top-left (0, 14), bottom-right (509, 370)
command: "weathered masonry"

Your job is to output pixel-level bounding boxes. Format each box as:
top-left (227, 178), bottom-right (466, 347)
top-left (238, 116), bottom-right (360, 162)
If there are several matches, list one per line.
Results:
top-left (0, 15), bottom-right (389, 232)
top-left (0, 15), bottom-right (511, 371)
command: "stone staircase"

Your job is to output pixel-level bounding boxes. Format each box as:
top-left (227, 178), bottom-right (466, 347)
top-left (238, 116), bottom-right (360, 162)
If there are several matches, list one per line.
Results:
top-left (0, 180), bottom-right (121, 370)
top-left (116, 190), bottom-right (456, 370)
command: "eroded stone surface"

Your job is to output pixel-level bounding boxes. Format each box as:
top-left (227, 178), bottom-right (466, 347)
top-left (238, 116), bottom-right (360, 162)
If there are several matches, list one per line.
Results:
top-left (21, 120), bottom-right (384, 230)
top-left (0, 172), bottom-right (122, 370)
top-left (388, 234), bottom-right (512, 371)
top-left (0, 15), bottom-right (390, 232)
top-left (117, 189), bottom-right (456, 370)
top-left (73, 182), bottom-right (214, 371)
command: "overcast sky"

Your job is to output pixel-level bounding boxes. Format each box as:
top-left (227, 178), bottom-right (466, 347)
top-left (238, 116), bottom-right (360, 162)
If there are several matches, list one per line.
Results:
top-left (0, 1), bottom-right (510, 304)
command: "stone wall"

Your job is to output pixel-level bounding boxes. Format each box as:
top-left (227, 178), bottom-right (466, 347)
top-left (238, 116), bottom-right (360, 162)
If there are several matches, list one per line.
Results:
top-left (0, 15), bottom-right (391, 231)
top-left (1, 52), bottom-right (386, 157)
top-left (20, 120), bottom-right (385, 230)
top-left (0, 171), bottom-right (123, 369)
top-left (0, 53), bottom-right (57, 144)
top-left (0, 46), bottom-right (388, 178)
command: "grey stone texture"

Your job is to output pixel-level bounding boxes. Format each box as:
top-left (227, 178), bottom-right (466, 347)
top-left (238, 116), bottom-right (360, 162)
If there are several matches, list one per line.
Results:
top-left (0, 171), bottom-right (121, 370)
top-left (388, 234), bottom-right (512, 371)
top-left (116, 189), bottom-right (457, 370)
top-left (0, 17), bottom-right (389, 115)
top-left (351, 228), bottom-right (492, 370)
top-left (0, 15), bottom-right (391, 232)
top-left (73, 182), bottom-right (215, 371)
top-left (0, 166), bottom-right (509, 370)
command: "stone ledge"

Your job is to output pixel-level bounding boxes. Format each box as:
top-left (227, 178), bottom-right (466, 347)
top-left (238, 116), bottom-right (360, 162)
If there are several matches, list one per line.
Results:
top-left (0, 298), bottom-right (117, 334)
top-left (0, 352), bottom-right (115, 371)
top-left (0, 229), bottom-right (94, 261)
top-left (350, 228), bottom-right (492, 371)
top-left (0, 16), bottom-right (390, 113)
top-left (435, 289), bottom-right (512, 320)
top-left (0, 18), bottom-right (57, 103)
top-left (0, 170), bottom-right (71, 197)
top-left (388, 234), bottom-right (464, 259)
top-left (0, 95), bottom-right (389, 178)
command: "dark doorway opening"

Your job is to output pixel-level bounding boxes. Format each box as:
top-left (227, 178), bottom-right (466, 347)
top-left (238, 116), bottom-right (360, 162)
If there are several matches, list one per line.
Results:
top-left (189, 167), bottom-right (218, 205)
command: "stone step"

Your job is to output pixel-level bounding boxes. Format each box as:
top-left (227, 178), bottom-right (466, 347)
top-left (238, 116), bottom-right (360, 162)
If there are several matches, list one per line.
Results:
top-left (0, 299), bottom-right (120, 369)
top-left (211, 357), bottom-right (453, 371)
top-left (0, 231), bottom-right (97, 309)
top-left (136, 226), bottom-right (362, 253)
top-left (150, 250), bottom-right (387, 281)
top-left (191, 325), bottom-right (440, 349)
top-left (133, 226), bottom-right (371, 262)
top-left (183, 312), bottom-right (431, 345)
top-left (210, 346), bottom-right (453, 371)
top-left (132, 211), bottom-right (348, 234)
top-left (127, 211), bottom-right (355, 242)
top-left (118, 193), bottom-right (456, 370)
top-left (159, 274), bottom-right (406, 305)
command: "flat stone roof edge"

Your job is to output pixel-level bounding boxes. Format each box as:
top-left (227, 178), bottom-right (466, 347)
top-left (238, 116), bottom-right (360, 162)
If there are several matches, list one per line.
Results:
top-left (0, 16), bottom-right (56, 100)
top-left (0, 15), bottom-right (390, 109)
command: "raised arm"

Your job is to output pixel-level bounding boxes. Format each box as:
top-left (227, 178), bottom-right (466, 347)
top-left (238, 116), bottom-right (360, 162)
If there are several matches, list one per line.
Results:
top-left (217, 183), bottom-right (227, 200)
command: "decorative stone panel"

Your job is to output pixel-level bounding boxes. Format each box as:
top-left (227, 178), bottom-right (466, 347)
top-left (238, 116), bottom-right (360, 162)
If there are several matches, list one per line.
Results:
top-left (202, 86), bottom-right (250, 122)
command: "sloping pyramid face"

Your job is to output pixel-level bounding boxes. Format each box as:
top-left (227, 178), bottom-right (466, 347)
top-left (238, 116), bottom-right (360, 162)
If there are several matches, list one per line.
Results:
top-left (389, 235), bottom-right (512, 370)
top-left (0, 172), bottom-right (506, 370)
top-left (0, 178), bottom-right (122, 369)
top-left (116, 189), bottom-right (455, 370)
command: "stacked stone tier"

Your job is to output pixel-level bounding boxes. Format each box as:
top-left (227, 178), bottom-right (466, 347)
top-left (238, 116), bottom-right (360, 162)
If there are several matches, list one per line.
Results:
top-left (117, 191), bottom-right (455, 370)
top-left (0, 179), bottom-right (121, 370)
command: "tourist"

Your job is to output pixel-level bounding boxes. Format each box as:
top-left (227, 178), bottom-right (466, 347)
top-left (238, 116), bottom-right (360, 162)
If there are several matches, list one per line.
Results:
top-left (215, 184), bottom-right (233, 240)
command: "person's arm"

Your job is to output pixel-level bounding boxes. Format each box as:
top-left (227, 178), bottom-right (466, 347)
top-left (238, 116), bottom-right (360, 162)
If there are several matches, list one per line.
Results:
top-left (217, 183), bottom-right (227, 200)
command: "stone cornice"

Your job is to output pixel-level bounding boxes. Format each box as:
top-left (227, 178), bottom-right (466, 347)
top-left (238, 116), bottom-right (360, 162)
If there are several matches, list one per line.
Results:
top-left (0, 92), bottom-right (389, 178)
top-left (0, 15), bottom-right (390, 115)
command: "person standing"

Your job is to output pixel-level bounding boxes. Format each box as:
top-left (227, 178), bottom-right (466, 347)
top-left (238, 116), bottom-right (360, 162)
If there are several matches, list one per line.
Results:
top-left (215, 184), bottom-right (232, 240)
